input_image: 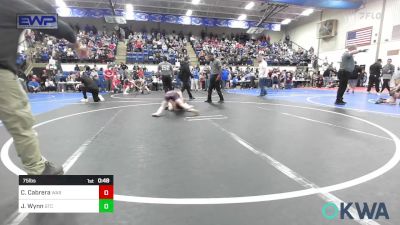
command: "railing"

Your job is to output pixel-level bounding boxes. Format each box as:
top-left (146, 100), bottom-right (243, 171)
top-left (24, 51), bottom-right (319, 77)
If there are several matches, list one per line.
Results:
top-left (289, 40), bottom-right (323, 62)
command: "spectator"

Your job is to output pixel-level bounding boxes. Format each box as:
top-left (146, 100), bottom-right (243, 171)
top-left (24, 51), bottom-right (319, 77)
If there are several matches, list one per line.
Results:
top-left (367, 59), bottom-right (382, 93)
top-left (55, 70), bottom-right (64, 92)
top-left (74, 64), bottom-right (81, 72)
top-left (16, 51), bottom-right (27, 69)
top-left (48, 56), bottom-right (57, 70)
top-left (323, 67), bottom-right (333, 87)
top-left (202, 64), bottom-right (211, 90)
top-left (272, 71), bottom-right (279, 90)
top-left (104, 67), bottom-right (113, 92)
top-left (221, 65), bottom-right (230, 90)
top-left (137, 67), bottom-right (144, 79)
top-left (90, 68), bottom-right (98, 79)
top-left (191, 66), bottom-right (200, 91)
top-left (381, 58), bottom-right (395, 94)
top-left (257, 56), bottom-right (268, 96)
top-left (232, 75), bottom-right (239, 88)
top-left (28, 79), bottom-right (40, 93)
top-left (347, 63), bottom-right (362, 94)
top-left (45, 79), bottom-right (56, 91)
top-left (113, 75), bottom-right (122, 94)
top-left (152, 75), bottom-right (160, 91)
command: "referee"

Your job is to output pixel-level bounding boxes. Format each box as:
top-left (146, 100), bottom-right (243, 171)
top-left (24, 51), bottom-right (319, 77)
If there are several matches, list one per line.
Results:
top-left (0, 0), bottom-right (88, 175)
top-left (158, 56), bottom-right (174, 92)
top-left (335, 46), bottom-right (367, 105)
top-left (205, 53), bottom-right (224, 103)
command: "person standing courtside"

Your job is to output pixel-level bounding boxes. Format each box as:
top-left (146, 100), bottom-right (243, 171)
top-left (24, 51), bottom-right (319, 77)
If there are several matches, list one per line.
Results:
top-left (367, 59), bottom-right (382, 94)
top-left (257, 56), bottom-right (268, 96)
top-left (220, 65), bottom-right (230, 90)
top-left (381, 58), bottom-right (395, 94)
top-left (205, 53), bottom-right (224, 103)
top-left (335, 46), bottom-right (367, 105)
top-left (179, 56), bottom-right (195, 100)
top-left (0, 0), bottom-right (88, 175)
top-left (158, 56), bottom-right (174, 92)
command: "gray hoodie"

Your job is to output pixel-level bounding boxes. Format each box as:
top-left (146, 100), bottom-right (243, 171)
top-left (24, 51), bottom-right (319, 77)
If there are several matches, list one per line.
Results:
top-left (382, 64), bottom-right (395, 80)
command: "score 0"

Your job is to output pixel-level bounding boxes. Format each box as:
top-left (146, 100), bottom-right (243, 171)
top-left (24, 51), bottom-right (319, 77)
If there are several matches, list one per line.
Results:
top-left (99, 184), bottom-right (114, 213)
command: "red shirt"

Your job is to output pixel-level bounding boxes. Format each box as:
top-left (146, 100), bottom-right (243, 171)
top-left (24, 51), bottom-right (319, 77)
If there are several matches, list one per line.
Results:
top-left (104, 69), bottom-right (113, 80)
top-left (107, 52), bottom-right (114, 59)
top-left (135, 41), bottom-right (142, 49)
top-left (109, 43), bottom-right (116, 51)
top-left (137, 69), bottom-right (144, 78)
top-left (112, 78), bottom-right (121, 90)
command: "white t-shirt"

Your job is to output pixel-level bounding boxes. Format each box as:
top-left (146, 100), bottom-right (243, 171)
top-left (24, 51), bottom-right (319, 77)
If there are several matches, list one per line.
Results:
top-left (49, 58), bottom-right (56, 67)
top-left (45, 80), bottom-right (55, 87)
top-left (258, 60), bottom-right (268, 78)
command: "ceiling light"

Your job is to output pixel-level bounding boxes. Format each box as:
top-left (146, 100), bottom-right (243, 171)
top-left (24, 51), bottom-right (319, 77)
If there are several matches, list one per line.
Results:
top-left (245, 2), bottom-right (255, 10)
top-left (125, 4), bottom-right (134, 20)
top-left (238, 14), bottom-right (247, 21)
top-left (126, 4), bottom-right (133, 11)
top-left (192, 0), bottom-right (200, 5)
top-left (186, 9), bottom-right (193, 16)
top-left (281, 18), bottom-right (292, 25)
top-left (301, 8), bottom-right (314, 16)
top-left (57, 7), bottom-right (71, 17)
top-left (55, 0), bottom-right (67, 8)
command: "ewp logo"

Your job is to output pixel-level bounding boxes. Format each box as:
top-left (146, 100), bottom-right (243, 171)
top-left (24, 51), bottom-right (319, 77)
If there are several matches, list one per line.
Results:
top-left (17, 14), bottom-right (58, 29)
top-left (322, 202), bottom-right (389, 220)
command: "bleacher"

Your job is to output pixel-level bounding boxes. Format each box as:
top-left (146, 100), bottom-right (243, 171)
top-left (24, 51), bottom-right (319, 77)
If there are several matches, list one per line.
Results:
top-left (126, 49), bottom-right (177, 65)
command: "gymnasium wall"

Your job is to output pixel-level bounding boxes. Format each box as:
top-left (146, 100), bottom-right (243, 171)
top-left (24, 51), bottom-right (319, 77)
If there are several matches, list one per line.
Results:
top-left (284, 0), bottom-right (400, 70)
top-left (378, 0), bottom-right (400, 67)
top-left (61, 18), bottom-right (284, 42)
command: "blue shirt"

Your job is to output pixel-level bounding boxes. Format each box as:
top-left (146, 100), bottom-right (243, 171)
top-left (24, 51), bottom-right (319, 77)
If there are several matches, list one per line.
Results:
top-left (193, 69), bottom-right (199, 79)
top-left (221, 69), bottom-right (229, 81)
top-left (232, 77), bottom-right (238, 84)
top-left (28, 81), bottom-right (40, 88)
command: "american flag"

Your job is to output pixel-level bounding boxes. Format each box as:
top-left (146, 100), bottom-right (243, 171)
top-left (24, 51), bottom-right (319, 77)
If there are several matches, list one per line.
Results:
top-left (345, 27), bottom-right (372, 47)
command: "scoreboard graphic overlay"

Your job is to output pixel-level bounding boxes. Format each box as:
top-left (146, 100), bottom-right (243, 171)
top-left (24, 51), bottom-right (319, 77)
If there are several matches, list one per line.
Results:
top-left (18, 175), bottom-right (114, 213)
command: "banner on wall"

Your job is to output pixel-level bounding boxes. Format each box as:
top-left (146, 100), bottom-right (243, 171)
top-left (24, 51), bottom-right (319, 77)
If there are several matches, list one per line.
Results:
top-left (392, 25), bottom-right (400, 40)
top-left (58, 7), bottom-right (281, 31)
top-left (387, 50), bottom-right (399, 56)
top-left (269, 0), bottom-right (363, 9)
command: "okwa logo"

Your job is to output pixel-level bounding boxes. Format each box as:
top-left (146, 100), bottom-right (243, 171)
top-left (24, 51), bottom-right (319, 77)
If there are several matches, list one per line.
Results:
top-left (322, 202), bottom-right (389, 220)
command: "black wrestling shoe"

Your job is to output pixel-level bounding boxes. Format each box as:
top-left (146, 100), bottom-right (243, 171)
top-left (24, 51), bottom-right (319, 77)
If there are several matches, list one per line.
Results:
top-left (218, 100), bottom-right (224, 103)
top-left (335, 101), bottom-right (346, 105)
top-left (204, 100), bottom-right (212, 103)
top-left (41, 161), bottom-right (64, 175)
